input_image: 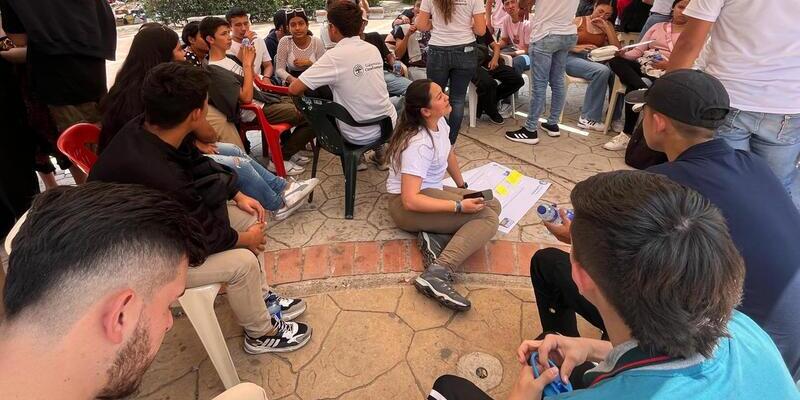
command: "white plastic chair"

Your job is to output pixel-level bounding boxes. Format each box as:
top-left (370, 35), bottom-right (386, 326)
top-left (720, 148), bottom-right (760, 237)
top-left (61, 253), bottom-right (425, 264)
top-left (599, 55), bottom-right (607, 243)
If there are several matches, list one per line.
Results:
top-left (467, 82), bottom-right (479, 128)
top-left (2, 212), bottom-right (241, 390)
top-left (212, 382), bottom-right (269, 400)
top-left (561, 74), bottom-right (590, 122)
top-left (603, 76), bottom-right (627, 134)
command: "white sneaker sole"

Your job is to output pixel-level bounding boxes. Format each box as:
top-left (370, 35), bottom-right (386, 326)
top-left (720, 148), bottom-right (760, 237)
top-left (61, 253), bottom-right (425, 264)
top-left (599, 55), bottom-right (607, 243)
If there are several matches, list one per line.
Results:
top-left (243, 328), bottom-right (313, 354)
top-left (413, 276), bottom-right (470, 311)
top-left (505, 135), bottom-right (540, 145)
top-left (273, 199), bottom-right (306, 221)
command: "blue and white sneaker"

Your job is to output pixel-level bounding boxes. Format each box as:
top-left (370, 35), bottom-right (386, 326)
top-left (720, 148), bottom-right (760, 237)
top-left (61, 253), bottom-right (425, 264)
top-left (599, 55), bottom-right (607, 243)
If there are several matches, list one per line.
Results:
top-left (243, 316), bottom-right (312, 354)
top-left (263, 291), bottom-right (307, 321)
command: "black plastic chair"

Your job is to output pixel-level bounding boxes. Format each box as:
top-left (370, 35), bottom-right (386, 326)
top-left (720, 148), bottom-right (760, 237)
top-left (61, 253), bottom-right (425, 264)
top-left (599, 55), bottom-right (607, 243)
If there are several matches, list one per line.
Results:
top-left (293, 96), bottom-right (393, 219)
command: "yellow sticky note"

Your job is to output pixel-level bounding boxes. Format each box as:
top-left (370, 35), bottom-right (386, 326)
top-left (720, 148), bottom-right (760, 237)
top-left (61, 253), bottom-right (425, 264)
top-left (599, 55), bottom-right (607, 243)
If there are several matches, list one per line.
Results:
top-left (496, 184), bottom-right (509, 196)
top-left (506, 170), bottom-right (523, 185)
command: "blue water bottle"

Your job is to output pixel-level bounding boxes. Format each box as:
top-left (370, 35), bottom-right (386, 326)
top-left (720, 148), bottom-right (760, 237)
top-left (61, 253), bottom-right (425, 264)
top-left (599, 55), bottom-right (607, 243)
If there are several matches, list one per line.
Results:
top-left (266, 295), bottom-right (282, 319)
top-left (241, 38), bottom-right (251, 47)
top-left (537, 203), bottom-right (574, 224)
top-left (392, 61), bottom-right (403, 76)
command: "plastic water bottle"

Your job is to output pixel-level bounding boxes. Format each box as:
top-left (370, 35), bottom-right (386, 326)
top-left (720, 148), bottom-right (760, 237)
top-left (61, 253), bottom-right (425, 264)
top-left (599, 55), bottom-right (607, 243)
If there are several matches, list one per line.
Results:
top-left (392, 61), bottom-right (403, 76)
top-left (266, 295), bottom-right (282, 319)
top-left (241, 37), bottom-right (251, 47)
top-left (537, 203), bottom-right (574, 224)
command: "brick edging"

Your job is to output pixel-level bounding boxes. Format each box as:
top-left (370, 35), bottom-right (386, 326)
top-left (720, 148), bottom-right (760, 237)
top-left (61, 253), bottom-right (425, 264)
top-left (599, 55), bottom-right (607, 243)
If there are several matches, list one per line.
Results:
top-left (263, 239), bottom-right (571, 285)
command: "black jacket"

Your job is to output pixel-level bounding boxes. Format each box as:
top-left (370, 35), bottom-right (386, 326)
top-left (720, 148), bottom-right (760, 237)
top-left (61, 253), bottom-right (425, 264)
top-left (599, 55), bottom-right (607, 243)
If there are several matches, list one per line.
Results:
top-left (88, 116), bottom-right (240, 254)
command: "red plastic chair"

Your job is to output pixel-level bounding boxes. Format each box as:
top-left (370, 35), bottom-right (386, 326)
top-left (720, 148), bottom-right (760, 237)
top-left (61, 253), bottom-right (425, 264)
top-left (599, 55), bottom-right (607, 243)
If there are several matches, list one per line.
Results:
top-left (56, 123), bottom-right (101, 174)
top-left (237, 81), bottom-right (293, 178)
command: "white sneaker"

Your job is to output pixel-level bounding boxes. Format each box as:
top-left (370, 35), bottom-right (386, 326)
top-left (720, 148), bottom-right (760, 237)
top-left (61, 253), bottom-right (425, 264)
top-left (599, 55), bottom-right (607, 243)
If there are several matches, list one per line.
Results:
top-left (577, 117), bottom-right (606, 132)
top-left (282, 178), bottom-right (319, 208)
top-left (498, 102), bottom-right (514, 119)
top-left (603, 132), bottom-right (630, 151)
top-left (611, 119), bottom-right (624, 133)
top-left (289, 153), bottom-right (311, 166)
top-left (268, 160), bottom-right (305, 176)
top-left (273, 198), bottom-right (307, 221)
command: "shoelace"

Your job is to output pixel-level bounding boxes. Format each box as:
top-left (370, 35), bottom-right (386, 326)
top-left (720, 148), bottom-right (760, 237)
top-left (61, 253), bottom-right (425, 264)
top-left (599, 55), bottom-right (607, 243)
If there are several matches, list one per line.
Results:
top-left (273, 317), bottom-right (294, 334)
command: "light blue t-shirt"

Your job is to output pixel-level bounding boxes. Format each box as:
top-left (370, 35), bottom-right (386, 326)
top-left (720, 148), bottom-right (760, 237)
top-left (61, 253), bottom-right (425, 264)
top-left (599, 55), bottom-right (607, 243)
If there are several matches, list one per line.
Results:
top-left (551, 312), bottom-right (799, 399)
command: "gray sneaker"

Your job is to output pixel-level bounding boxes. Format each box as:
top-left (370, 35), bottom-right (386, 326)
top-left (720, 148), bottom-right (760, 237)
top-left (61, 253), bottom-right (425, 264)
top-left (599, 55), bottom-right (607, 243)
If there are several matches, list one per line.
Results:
top-left (418, 231), bottom-right (452, 267)
top-left (414, 264), bottom-right (471, 311)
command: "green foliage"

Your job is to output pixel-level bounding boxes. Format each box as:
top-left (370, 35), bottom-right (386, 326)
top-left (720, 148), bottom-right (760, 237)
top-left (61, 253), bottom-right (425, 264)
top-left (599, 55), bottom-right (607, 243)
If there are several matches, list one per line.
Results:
top-left (142, 0), bottom-right (330, 26)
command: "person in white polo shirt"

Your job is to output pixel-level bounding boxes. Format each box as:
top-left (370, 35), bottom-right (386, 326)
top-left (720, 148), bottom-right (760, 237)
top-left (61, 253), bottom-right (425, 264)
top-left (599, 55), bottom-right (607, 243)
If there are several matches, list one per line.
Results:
top-left (667, 0), bottom-right (800, 209)
top-left (225, 7), bottom-right (273, 84)
top-left (288, 1), bottom-right (397, 148)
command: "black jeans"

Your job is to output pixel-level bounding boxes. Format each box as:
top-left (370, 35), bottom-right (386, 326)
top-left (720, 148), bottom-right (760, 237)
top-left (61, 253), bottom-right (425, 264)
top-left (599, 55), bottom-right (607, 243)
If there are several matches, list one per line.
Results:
top-left (530, 248), bottom-right (606, 337)
top-left (608, 57), bottom-right (651, 134)
top-left (473, 64), bottom-right (525, 118)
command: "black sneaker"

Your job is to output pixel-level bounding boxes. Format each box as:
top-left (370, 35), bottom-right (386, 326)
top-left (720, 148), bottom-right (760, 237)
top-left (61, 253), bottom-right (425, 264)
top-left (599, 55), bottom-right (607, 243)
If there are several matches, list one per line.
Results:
top-left (243, 316), bottom-right (312, 354)
top-left (542, 122), bottom-right (560, 137)
top-left (488, 113), bottom-right (504, 125)
top-left (505, 127), bottom-right (539, 144)
top-left (418, 231), bottom-right (452, 267)
top-left (414, 264), bottom-right (471, 311)
top-left (264, 291), bottom-right (307, 321)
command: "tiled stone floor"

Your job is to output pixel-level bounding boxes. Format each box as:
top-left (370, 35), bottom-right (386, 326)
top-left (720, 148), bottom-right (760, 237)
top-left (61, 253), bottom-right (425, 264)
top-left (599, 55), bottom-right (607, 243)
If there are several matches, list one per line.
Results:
top-left (135, 284), bottom-right (602, 400)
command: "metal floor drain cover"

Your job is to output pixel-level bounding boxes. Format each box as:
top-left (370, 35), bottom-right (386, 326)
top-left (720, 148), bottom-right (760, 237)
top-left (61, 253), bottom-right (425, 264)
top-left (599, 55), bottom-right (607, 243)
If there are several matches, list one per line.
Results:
top-left (456, 352), bottom-right (503, 391)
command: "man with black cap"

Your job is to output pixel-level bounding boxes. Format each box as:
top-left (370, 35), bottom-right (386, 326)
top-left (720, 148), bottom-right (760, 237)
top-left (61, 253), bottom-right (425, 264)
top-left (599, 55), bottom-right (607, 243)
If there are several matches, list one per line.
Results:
top-left (531, 69), bottom-right (800, 382)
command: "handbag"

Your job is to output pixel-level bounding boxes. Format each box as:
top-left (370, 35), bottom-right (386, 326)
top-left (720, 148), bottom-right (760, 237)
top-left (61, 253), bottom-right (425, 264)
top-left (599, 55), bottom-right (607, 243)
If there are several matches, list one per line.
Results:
top-left (624, 124), bottom-right (667, 169)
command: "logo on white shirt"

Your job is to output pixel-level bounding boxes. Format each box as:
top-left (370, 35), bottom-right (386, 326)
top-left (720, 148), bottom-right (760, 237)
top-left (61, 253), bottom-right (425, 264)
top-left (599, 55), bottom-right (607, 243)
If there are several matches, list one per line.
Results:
top-left (353, 64), bottom-right (365, 77)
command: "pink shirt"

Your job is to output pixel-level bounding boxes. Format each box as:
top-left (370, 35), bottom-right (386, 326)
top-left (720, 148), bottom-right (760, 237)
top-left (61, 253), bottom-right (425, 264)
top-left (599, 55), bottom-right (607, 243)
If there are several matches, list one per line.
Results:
top-left (623, 22), bottom-right (682, 60)
top-left (501, 17), bottom-right (533, 49)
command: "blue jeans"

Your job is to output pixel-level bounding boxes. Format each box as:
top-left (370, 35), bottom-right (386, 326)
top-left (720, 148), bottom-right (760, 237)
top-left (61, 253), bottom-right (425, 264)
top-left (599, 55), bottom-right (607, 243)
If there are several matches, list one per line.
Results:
top-left (717, 109), bottom-right (800, 208)
top-left (207, 143), bottom-right (287, 210)
top-left (427, 43), bottom-right (478, 143)
top-left (565, 53), bottom-right (622, 122)
top-left (525, 34), bottom-right (578, 130)
top-left (512, 54), bottom-right (531, 76)
top-left (384, 71), bottom-right (412, 97)
top-left (639, 13), bottom-right (672, 41)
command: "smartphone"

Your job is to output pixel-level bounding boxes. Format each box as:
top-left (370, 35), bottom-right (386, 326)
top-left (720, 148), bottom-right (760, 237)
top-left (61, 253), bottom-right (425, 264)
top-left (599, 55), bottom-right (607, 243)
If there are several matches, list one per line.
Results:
top-left (463, 189), bottom-right (494, 201)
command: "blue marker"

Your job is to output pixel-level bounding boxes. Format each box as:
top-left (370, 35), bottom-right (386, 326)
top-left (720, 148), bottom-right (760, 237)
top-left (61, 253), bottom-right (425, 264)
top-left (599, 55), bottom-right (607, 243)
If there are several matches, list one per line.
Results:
top-left (529, 351), bottom-right (573, 396)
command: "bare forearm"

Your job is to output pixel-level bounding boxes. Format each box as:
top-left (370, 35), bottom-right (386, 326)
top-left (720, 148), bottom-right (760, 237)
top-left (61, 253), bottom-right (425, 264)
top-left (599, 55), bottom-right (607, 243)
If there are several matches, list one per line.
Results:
top-left (240, 68), bottom-right (254, 103)
top-left (446, 152), bottom-right (465, 187)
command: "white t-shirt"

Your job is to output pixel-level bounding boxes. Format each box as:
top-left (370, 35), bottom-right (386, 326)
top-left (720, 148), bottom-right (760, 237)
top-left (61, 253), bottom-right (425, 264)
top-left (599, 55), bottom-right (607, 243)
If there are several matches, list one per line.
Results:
top-left (208, 56), bottom-right (262, 122)
top-left (651, 0), bottom-right (673, 15)
top-left (386, 117), bottom-right (451, 194)
top-left (299, 36), bottom-right (397, 145)
top-left (420, 0), bottom-right (484, 46)
top-left (228, 38), bottom-right (272, 76)
top-left (529, 0), bottom-right (580, 43)
top-left (685, 0), bottom-right (800, 113)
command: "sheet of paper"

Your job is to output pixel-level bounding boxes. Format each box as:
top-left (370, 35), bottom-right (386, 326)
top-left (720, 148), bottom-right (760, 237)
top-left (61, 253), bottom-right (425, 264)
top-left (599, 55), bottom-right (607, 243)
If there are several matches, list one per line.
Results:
top-left (619, 40), bottom-right (654, 51)
top-left (444, 162), bottom-right (552, 234)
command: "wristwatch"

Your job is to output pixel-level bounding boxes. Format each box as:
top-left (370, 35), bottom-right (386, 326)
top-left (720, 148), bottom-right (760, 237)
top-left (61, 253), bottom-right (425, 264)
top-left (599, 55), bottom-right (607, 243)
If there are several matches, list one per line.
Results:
top-left (454, 200), bottom-right (463, 213)
top-left (459, 182), bottom-right (468, 189)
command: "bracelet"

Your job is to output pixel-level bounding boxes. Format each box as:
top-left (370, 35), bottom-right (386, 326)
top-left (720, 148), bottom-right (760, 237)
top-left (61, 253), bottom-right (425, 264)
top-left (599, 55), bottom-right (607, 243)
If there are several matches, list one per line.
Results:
top-left (454, 200), bottom-right (462, 213)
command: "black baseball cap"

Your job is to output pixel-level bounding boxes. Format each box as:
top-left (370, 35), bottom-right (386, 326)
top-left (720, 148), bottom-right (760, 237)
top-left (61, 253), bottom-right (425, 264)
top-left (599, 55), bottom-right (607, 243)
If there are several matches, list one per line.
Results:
top-left (625, 69), bottom-right (730, 129)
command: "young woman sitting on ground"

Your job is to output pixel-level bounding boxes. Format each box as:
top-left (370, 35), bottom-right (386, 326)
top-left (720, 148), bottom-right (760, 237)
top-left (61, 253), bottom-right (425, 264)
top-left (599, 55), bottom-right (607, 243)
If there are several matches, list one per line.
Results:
top-left (385, 80), bottom-right (501, 311)
top-left (99, 24), bottom-right (318, 220)
top-left (566, 0), bottom-right (623, 132)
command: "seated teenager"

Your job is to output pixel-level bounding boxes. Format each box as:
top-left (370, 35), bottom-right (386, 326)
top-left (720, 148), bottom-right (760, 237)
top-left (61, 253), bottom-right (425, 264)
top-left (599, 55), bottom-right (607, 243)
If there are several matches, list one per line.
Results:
top-left (604, 0), bottom-right (687, 151)
top-left (0, 183), bottom-right (207, 399)
top-left (385, 0), bottom-right (431, 81)
top-left (430, 169), bottom-right (799, 399)
top-left (99, 25), bottom-right (317, 219)
top-left (202, 16), bottom-right (315, 176)
top-left (385, 80), bottom-right (501, 311)
top-left (89, 62), bottom-right (313, 354)
top-left (265, 9), bottom-right (288, 61)
top-left (476, 30), bottom-right (525, 124)
top-left (360, 19), bottom-right (412, 101)
top-left (566, 0), bottom-right (623, 132)
top-left (181, 21), bottom-right (208, 67)
top-left (274, 9), bottom-right (325, 86)
top-left (226, 7), bottom-right (274, 84)
top-left (495, 0), bottom-right (532, 75)
top-left (392, 6), bottom-right (416, 27)
top-left (288, 1), bottom-right (397, 147)
top-left (531, 70), bottom-right (800, 382)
